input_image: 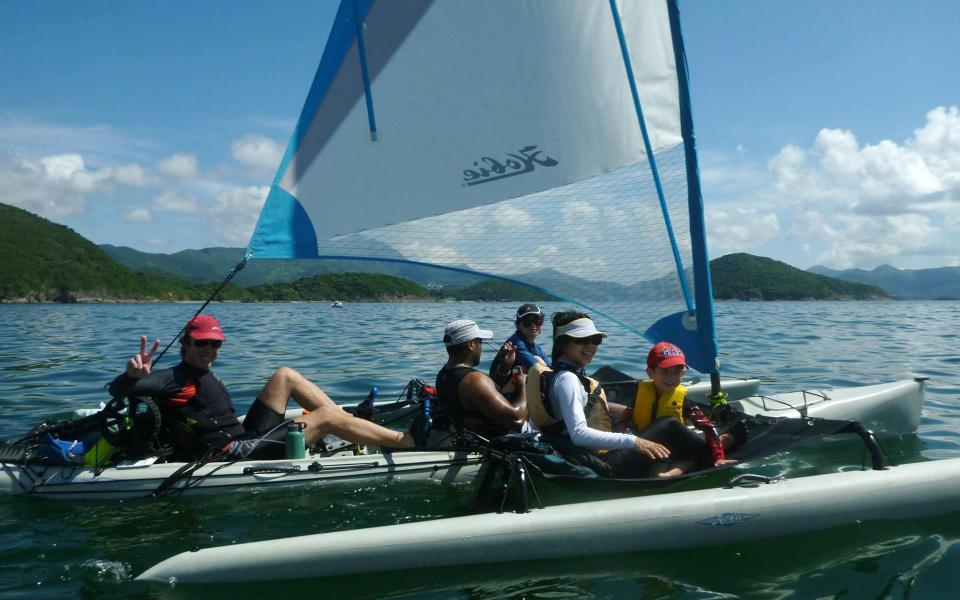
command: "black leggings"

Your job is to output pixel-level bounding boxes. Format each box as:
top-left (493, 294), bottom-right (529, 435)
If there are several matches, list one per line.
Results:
top-left (637, 416), bottom-right (713, 464)
top-left (548, 417), bottom-right (711, 478)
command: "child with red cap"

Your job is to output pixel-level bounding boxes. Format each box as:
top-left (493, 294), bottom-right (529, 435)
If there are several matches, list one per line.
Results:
top-left (622, 341), bottom-right (737, 475)
top-left (631, 342), bottom-right (690, 430)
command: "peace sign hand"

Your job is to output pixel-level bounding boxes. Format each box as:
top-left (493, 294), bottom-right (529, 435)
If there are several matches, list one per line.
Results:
top-left (126, 335), bottom-right (160, 378)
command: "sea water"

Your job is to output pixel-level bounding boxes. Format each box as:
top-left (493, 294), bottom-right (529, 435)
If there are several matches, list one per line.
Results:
top-left (0, 301), bottom-right (957, 598)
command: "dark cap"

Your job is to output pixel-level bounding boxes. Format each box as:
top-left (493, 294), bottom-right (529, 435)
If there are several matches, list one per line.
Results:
top-left (516, 303), bottom-right (542, 320)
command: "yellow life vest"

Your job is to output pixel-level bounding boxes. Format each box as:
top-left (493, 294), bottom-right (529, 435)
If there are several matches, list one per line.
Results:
top-left (632, 380), bottom-right (687, 430)
top-left (526, 363), bottom-right (613, 434)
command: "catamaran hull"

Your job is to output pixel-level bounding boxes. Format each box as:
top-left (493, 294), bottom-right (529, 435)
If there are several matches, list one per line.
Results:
top-left (686, 378), bottom-right (759, 402)
top-left (0, 379), bottom-right (922, 499)
top-left (137, 457), bottom-right (960, 584)
top-left (731, 379), bottom-right (924, 435)
top-left (0, 450), bottom-right (483, 500)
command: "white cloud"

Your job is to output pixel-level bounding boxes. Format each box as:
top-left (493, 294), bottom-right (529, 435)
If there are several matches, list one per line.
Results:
top-left (231, 135), bottom-right (283, 171)
top-left (708, 106), bottom-right (960, 269)
top-left (206, 185), bottom-right (270, 246)
top-left (707, 207), bottom-right (780, 258)
top-left (125, 207), bottom-right (152, 223)
top-left (396, 240), bottom-right (465, 265)
top-left (0, 152), bottom-right (87, 218)
top-left (110, 163), bottom-right (151, 187)
top-left (490, 205), bottom-right (536, 229)
top-left (0, 153), bottom-right (150, 219)
top-left (0, 151), bottom-right (154, 220)
top-left (39, 154), bottom-right (110, 193)
top-left (153, 190), bottom-right (198, 213)
top-left (157, 153), bottom-right (198, 179)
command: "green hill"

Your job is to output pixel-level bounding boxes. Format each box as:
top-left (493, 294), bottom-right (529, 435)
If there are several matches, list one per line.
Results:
top-left (0, 203), bottom-right (226, 302)
top-left (246, 272), bottom-right (431, 301)
top-left (0, 203), bottom-right (442, 303)
top-left (710, 253), bottom-right (889, 300)
top-left (444, 279), bottom-right (559, 302)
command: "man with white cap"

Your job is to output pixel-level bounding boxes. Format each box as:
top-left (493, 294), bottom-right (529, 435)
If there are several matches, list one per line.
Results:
top-left (435, 319), bottom-right (527, 439)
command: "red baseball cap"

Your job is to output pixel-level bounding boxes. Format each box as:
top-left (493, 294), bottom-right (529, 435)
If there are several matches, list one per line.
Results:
top-left (184, 315), bottom-right (225, 341)
top-left (647, 341), bottom-right (686, 370)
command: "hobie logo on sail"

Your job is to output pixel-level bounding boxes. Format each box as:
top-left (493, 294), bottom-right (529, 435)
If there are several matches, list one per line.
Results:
top-left (462, 145), bottom-right (558, 186)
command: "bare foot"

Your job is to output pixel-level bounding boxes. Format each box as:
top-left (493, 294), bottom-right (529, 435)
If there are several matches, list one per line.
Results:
top-left (657, 467), bottom-right (685, 477)
top-left (714, 458), bottom-right (738, 466)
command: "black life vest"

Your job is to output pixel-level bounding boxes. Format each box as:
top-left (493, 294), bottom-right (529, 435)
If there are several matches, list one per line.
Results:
top-left (435, 365), bottom-right (505, 439)
top-left (156, 365), bottom-right (244, 456)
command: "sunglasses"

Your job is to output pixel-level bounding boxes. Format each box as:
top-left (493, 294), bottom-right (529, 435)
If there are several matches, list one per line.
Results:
top-left (191, 339), bottom-right (223, 349)
top-left (520, 316), bottom-right (544, 327)
top-left (570, 335), bottom-right (603, 346)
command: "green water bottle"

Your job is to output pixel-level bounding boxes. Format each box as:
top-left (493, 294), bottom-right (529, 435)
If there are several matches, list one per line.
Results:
top-left (285, 421), bottom-right (306, 459)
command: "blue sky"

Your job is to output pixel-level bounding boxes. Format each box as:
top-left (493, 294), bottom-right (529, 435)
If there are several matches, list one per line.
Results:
top-left (1, 0), bottom-right (958, 270)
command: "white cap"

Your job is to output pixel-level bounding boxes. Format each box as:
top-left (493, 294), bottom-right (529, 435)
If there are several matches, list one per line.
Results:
top-left (554, 317), bottom-right (607, 339)
top-left (443, 319), bottom-right (493, 347)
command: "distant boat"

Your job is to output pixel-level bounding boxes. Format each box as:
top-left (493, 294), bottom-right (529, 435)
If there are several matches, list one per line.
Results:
top-left (330, 300), bottom-right (343, 308)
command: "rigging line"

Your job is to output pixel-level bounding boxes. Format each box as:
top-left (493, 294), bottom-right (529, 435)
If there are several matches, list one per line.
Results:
top-left (607, 0), bottom-right (694, 314)
top-left (153, 257), bottom-right (248, 365)
top-left (353, 0), bottom-right (379, 142)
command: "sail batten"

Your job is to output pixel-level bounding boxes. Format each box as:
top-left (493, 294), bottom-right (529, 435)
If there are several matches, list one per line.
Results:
top-left (247, 0), bottom-right (720, 376)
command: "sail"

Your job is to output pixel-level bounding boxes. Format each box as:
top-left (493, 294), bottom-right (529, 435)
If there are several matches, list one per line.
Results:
top-left (247, 0), bottom-right (719, 375)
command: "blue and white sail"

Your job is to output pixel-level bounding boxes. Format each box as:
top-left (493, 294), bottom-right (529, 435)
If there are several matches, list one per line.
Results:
top-left (247, 0), bottom-right (719, 376)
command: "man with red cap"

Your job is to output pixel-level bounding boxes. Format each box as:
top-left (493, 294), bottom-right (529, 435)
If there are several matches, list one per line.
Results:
top-left (109, 314), bottom-right (414, 460)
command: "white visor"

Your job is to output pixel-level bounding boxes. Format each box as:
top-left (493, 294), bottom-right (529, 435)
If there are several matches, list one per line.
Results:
top-left (555, 317), bottom-right (607, 339)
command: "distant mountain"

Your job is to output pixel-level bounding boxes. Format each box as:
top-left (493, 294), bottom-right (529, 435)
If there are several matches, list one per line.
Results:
top-left (101, 244), bottom-right (893, 302)
top-left (808, 264), bottom-right (960, 300)
top-left (3, 201), bottom-right (919, 304)
top-left (710, 253), bottom-right (889, 300)
top-left (99, 244), bottom-right (485, 288)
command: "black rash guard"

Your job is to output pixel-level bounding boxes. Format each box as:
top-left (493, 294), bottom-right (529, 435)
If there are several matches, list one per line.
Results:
top-left (108, 362), bottom-right (244, 451)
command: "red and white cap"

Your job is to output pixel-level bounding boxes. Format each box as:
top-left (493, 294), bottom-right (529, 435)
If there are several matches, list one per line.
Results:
top-left (184, 315), bottom-right (225, 341)
top-left (647, 341), bottom-right (686, 370)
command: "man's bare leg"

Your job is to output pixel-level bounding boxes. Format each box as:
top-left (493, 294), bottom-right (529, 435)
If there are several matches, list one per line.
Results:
top-left (296, 409), bottom-right (413, 448)
top-left (257, 367), bottom-right (413, 448)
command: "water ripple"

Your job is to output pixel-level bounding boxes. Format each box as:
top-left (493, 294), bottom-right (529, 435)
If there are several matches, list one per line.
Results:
top-left (0, 300), bottom-right (959, 598)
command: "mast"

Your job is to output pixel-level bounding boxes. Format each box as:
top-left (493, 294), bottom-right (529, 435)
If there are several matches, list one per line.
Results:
top-left (666, 0), bottom-right (721, 393)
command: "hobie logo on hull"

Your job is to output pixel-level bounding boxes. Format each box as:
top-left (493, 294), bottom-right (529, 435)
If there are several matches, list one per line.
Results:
top-left (462, 145), bottom-right (558, 186)
top-left (695, 513), bottom-right (760, 527)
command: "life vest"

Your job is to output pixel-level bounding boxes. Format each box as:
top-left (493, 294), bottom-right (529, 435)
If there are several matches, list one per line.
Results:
top-left (435, 366), bottom-right (504, 438)
top-left (160, 369), bottom-right (243, 451)
top-left (632, 380), bottom-right (687, 430)
top-left (526, 362), bottom-right (614, 437)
